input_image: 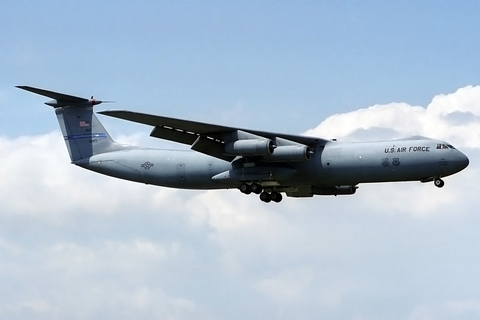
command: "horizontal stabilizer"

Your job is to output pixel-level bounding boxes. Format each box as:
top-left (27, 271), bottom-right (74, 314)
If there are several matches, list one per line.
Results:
top-left (16, 86), bottom-right (111, 107)
top-left (16, 86), bottom-right (88, 103)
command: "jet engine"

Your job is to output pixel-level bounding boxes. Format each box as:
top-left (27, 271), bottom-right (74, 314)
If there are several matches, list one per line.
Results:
top-left (225, 139), bottom-right (275, 156)
top-left (263, 145), bottom-right (313, 162)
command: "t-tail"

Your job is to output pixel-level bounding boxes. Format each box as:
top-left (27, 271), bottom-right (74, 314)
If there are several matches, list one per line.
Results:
top-left (17, 86), bottom-right (124, 162)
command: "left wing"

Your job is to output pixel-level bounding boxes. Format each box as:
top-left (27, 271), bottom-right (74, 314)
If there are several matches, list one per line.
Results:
top-left (99, 110), bottom-right (329, 162)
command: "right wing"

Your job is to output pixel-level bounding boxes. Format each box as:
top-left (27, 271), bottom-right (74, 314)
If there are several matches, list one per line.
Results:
top-left (99, 110), bottom-right (329, 162)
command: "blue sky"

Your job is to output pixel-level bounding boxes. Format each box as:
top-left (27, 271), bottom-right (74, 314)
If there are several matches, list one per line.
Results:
top-left (3, 1), bottom-right (480, 135)
top-left (2, 1), bottom-right (480, 319)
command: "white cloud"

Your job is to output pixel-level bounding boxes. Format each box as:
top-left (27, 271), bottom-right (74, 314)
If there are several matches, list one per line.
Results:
top-left (255, 267), bottom-right (314, 304)
top-left (19, 299), bottom-right (51, 314)
top-left (305, 85), bottom-right (480, 148)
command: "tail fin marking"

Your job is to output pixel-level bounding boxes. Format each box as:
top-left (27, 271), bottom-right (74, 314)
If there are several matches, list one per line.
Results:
top-left (18, 86), bottom-right (123, 162)
top-left (55, 106), bottom-right (119, 162)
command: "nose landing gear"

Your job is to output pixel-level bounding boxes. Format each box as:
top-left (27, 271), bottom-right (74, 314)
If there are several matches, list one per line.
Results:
top-left (434, 178), bottom-right (445, 188)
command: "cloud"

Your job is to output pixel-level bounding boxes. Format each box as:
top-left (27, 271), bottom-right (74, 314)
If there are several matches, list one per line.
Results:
top-left (305, 85), bottom-right (480, 148)
top-left (255, 267), bottom-right (314, 304)
top-left (1, 85), bottom-right (480, 319)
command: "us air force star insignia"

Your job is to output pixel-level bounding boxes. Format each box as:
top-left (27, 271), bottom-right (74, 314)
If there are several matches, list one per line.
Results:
top-left (141, 161), bottom-right (154, 170)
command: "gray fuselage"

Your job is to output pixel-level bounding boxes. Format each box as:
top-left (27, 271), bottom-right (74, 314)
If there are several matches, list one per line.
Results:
top-left (77, 136), bottom-right (469, 191)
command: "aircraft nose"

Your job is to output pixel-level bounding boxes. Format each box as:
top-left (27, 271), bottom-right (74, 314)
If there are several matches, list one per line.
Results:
top-left (455, 150), bottom-right (469, 171)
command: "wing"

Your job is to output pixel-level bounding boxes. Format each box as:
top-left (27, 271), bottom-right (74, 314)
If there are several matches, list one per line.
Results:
top-left (99, 110), bottom-right (329, 162)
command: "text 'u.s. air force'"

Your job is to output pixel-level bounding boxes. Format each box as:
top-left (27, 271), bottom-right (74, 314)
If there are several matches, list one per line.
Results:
top-left (384, 146), bottom-right (430, 154)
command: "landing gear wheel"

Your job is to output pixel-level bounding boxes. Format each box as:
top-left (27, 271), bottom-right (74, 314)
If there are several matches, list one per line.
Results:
top-left (251, 183), bottom-right (263, 194)
top-left (259, 192), bottom-right (271, 203)
top-left (434, 178), bottom-right (445, 188)
top-left (270, 192), bottom-right (283, 203)
top-left (239, 183), bottom-right (251, 194)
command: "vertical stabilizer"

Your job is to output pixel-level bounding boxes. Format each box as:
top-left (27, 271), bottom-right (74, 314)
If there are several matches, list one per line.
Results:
top-left (55, 106), bottom-right (121, 161)
top-left (17, 86), bottom-right (124, 162)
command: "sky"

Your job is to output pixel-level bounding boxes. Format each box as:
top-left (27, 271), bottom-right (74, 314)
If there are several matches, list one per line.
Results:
top-left (1, 1), bottom-right (480, 319)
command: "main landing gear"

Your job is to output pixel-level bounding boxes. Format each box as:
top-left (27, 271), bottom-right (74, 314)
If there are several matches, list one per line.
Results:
top-left (239, 183), bottom-right (283, 203)
top-left (259, 191), bottom-right (283, 203)
top-left (434, 178), bottom-right (445, 188)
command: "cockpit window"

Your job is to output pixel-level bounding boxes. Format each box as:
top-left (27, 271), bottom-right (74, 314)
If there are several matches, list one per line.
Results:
top-left (436, 143), bottom-right (455, 150)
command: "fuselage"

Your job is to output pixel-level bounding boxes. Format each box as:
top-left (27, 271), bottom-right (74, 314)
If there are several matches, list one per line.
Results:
top-left (77, 136), bottom-right (469, 191)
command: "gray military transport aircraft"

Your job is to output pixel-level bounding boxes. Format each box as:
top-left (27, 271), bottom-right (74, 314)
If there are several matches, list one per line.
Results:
top-left (18, 86), bottom-right (469, 203)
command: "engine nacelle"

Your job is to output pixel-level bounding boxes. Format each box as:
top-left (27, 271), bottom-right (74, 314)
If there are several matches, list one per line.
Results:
top-left (263, 145), bottom-right (313, 162)
top-left (312, 185), bottom-right (357, 196)
top-left (225, 139), bottom-right (275, 156)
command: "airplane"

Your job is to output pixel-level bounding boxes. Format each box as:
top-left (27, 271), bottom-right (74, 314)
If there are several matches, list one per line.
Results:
top-left (17, 86), bottom-right (469, 203)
